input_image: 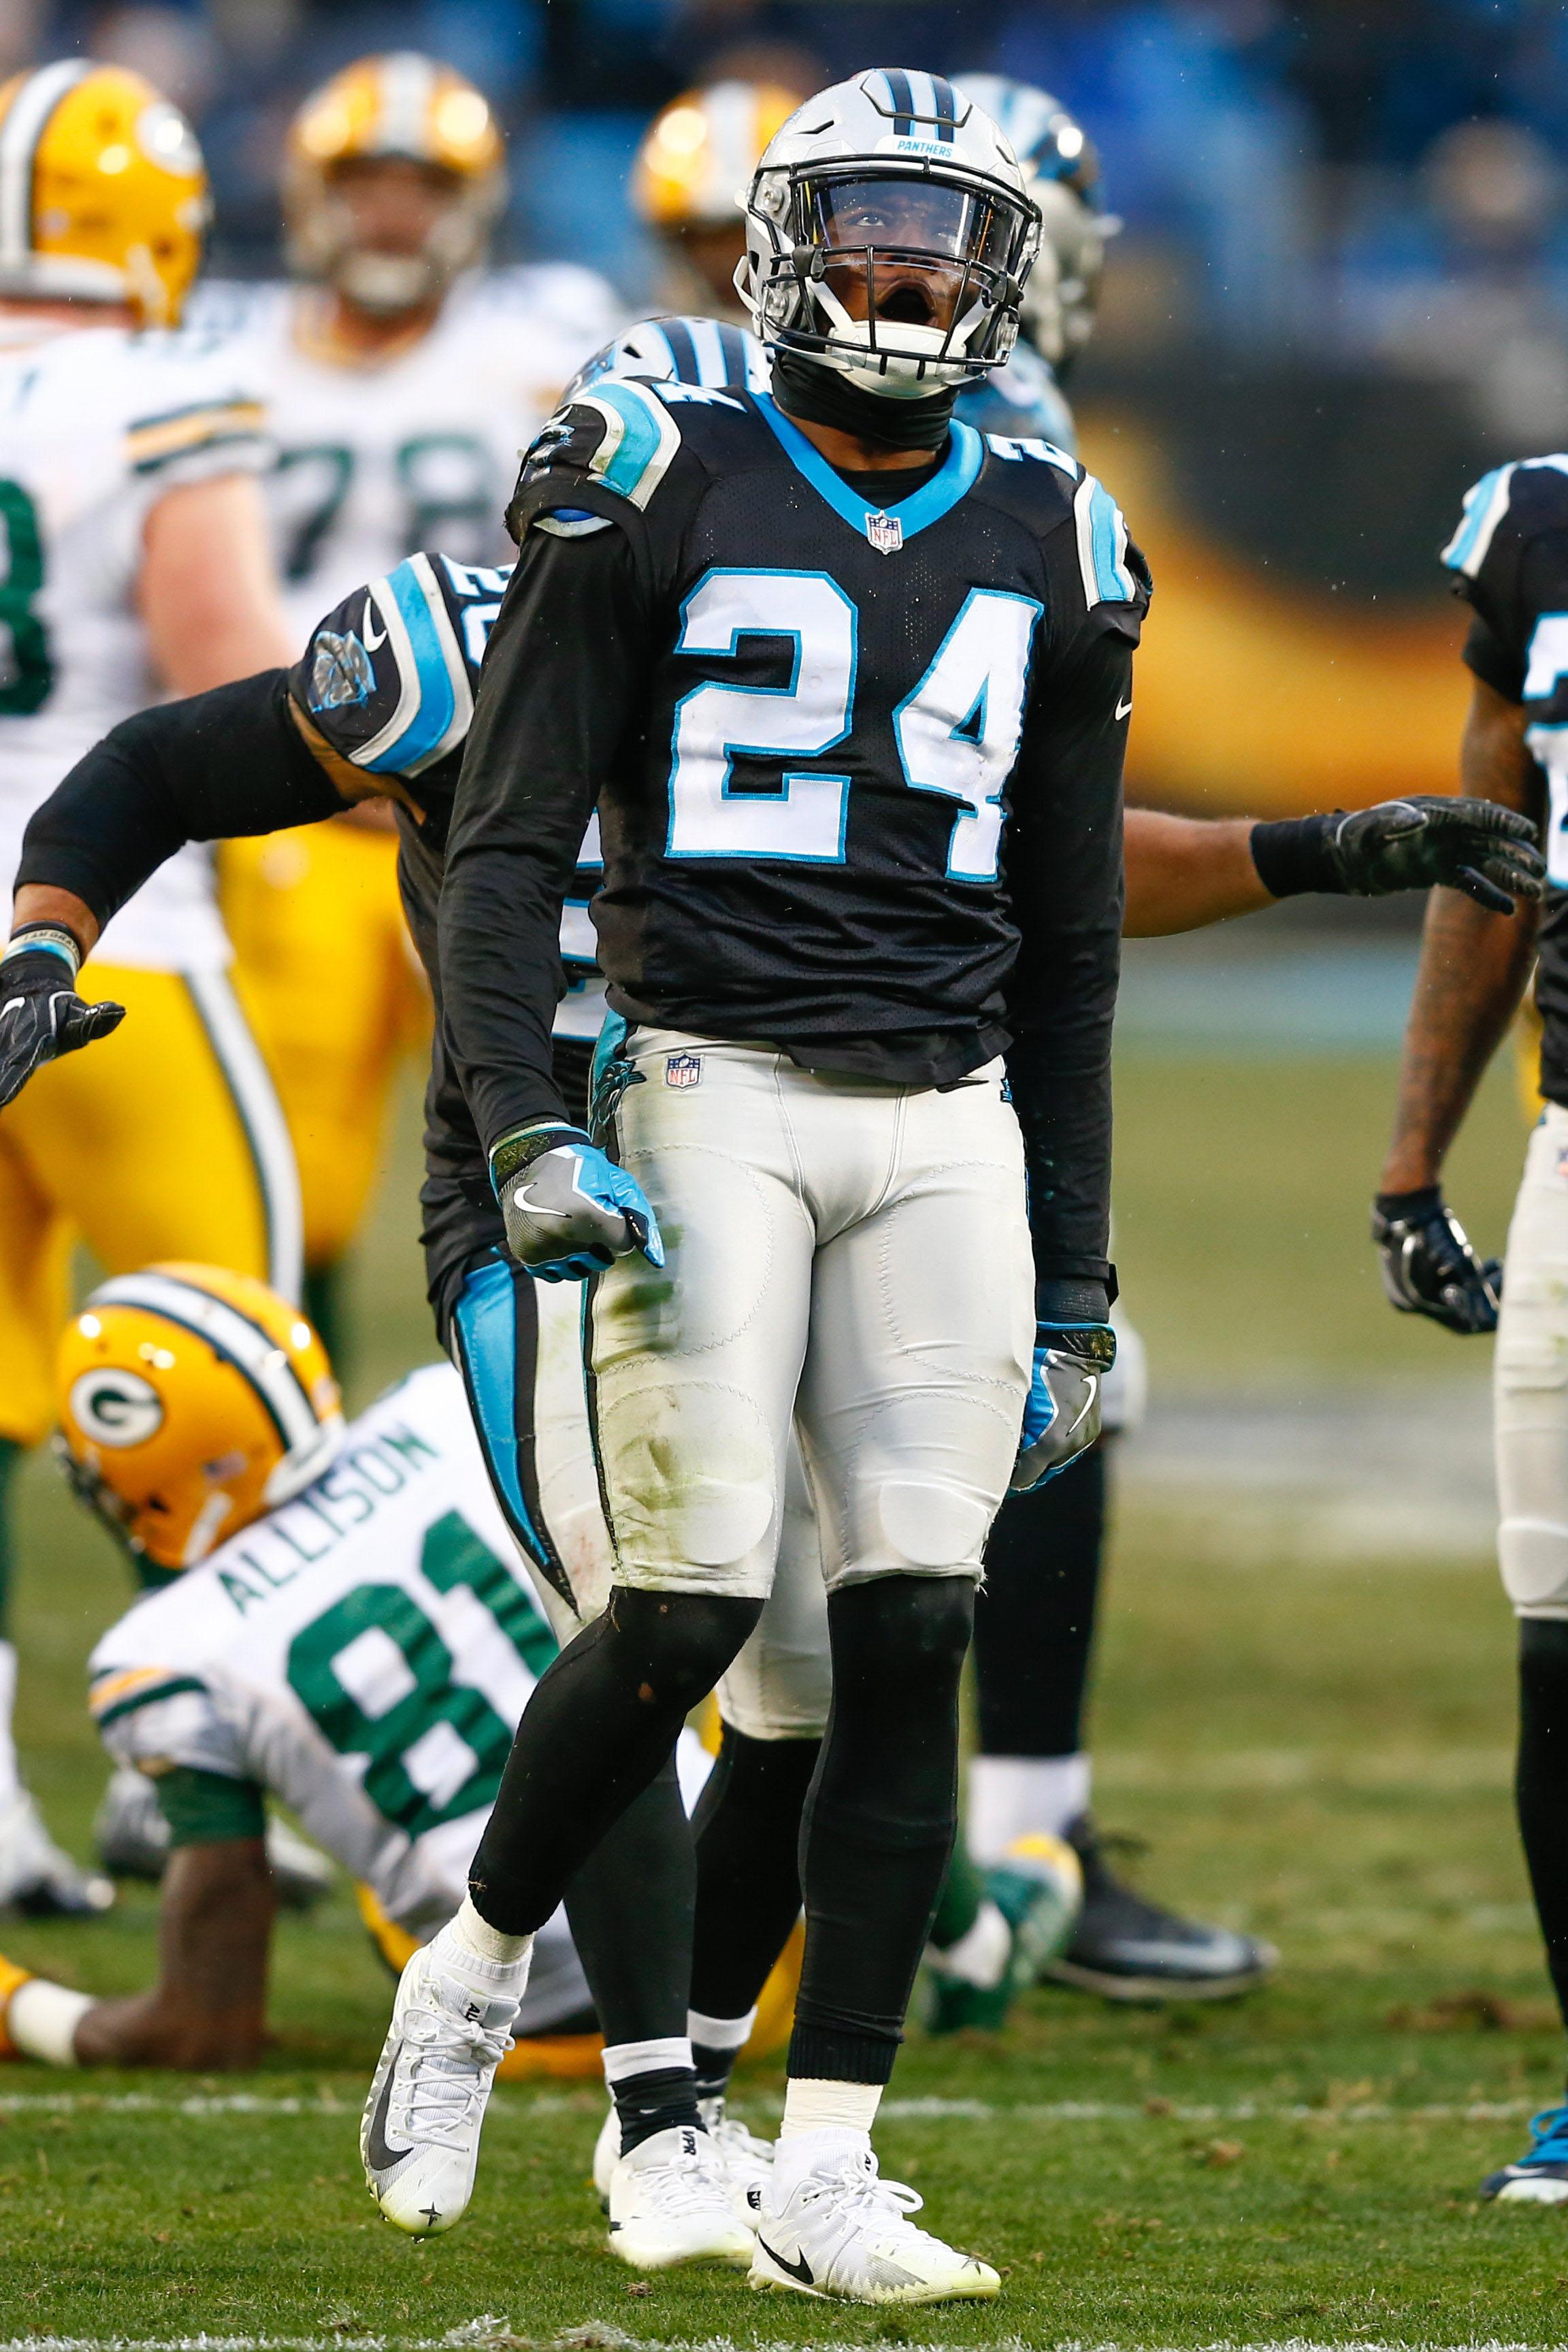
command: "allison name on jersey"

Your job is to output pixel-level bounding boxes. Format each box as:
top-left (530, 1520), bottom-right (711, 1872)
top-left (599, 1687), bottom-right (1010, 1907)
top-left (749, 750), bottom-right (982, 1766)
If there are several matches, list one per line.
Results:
top-left (1444, 456), bottom-right (1568, 1104)
top-left (86, 1365), bottom-right (574, 1973)
top-left (449, 375), bottom-right (1146, 1279)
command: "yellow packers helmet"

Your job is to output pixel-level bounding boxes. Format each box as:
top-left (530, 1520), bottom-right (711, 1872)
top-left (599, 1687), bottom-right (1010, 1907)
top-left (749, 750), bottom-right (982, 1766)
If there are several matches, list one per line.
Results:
top-left (56, 1264), bottom-right (343, 1572)
top-left (0, 60), bottom-right (208, 327)
top-left (284, 52), bottom-right (506, 314)
top-left (632, 81), bottom-right (802, 231)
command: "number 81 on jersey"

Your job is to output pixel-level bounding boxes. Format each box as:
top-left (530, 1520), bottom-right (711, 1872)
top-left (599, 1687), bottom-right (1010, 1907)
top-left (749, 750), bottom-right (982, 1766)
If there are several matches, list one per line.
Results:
top-left (666, 568), bottom-right (1041, 883)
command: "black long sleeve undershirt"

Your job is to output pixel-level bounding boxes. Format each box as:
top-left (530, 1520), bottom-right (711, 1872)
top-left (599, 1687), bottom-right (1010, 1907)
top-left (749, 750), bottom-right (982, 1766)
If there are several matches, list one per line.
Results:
top-left (17, 671), bottom-right (345, 934)
top-left (440, 521), bottom-right (651, 1149)
top-left (1004, 624), bottom-right (1127, 1292)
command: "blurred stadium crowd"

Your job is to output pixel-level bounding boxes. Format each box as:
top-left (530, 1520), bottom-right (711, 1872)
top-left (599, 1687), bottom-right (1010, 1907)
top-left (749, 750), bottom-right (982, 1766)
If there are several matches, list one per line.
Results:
top-left (15, 0), bottom-right (1568, 428)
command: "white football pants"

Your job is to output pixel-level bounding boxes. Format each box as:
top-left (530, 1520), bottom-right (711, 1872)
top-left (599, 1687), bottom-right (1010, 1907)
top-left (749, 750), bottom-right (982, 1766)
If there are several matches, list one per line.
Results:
top-left (1497, 1102), bottom-right (1568, 1616)
top-left (588, 1029), bottom-right (1035, 1605)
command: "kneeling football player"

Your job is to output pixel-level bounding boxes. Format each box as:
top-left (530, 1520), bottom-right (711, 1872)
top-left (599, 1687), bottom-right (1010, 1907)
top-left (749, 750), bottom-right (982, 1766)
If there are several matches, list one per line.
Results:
top-left (0, 1267), bottom-right (604, 2075)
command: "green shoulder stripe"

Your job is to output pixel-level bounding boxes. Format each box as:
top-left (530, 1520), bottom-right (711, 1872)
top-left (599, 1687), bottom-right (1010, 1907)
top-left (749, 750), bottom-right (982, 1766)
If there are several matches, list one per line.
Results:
top-left (93, 1674), bottom-right (210, 1731)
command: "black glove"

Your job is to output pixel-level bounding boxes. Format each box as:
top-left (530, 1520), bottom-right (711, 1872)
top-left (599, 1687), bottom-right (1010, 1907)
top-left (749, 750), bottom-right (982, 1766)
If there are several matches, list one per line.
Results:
top-left (1331, 798), bottom-right (1544, 912)
top-left (1371, 1186), bottom-right (1501, 1335)
top-left (1253, 800), bottom-right (1544, 914)
top-left (0, 930), bottom-right (122, 1114)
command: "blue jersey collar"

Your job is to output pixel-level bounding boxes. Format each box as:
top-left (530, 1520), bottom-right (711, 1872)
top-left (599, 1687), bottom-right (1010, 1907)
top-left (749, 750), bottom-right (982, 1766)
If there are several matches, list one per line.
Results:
top-left (753, 391), bottom-right (983, 549)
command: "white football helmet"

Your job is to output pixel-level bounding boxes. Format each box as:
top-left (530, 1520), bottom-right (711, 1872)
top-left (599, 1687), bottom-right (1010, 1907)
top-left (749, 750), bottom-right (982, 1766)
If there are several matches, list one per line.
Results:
top-left (956, 74), bottom-right (1115, 372)
top-left (738, 69), bottom-right (1040, 398)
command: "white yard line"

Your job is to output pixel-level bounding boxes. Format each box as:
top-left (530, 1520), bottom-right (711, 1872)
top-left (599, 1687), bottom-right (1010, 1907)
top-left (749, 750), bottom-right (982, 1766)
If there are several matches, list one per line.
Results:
top-left (0, 2091), bottom-right (1540, 2125)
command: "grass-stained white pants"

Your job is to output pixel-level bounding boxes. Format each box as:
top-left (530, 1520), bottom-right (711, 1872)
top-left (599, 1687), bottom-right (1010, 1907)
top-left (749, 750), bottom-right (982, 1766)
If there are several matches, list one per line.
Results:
top-left (587, 1030), bottom-right (1035, 1602)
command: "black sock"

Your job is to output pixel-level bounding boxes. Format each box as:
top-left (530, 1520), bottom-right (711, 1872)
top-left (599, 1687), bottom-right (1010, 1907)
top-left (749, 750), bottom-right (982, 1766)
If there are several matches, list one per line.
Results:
top-left (973, 1441), bottom-right (1107, 1757)
top-left (788, 1574), bottom-right (974, 2085)
top-left (691, 2039), bottom-right (737, 2105)
top-left (610, 2062), bottom-right (703, 2155)
top-left (564, 1752), bottom-right (693, 2046)
top-left (1516, 1618), bottom-right (1568, 2032)
top-left (691, 1725), bottom-right (820, 2028)
top-left (468, 1586), bottom-right (762, 1936)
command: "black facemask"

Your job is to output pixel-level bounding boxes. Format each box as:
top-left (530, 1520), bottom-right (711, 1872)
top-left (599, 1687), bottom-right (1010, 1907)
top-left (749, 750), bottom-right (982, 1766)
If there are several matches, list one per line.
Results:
top-left (770, 348), bottom-right (958, 453)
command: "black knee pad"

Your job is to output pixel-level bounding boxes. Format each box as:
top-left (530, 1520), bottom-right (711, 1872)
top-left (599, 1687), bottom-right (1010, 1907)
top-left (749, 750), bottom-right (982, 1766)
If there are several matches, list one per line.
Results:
top-left (602, 1586), bottom-right (764, 1714)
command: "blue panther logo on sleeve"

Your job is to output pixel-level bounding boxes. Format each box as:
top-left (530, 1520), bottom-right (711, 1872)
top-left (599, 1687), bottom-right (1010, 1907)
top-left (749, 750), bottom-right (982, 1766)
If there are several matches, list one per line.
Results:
top-left (308, 628), bottom-right (374, 715)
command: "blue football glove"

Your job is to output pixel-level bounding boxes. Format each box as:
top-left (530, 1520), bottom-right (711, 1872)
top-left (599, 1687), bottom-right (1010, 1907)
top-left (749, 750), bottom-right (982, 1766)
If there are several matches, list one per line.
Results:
top-left (1011, 1321), bottom-right (1118, 1492)
top-left (491, 1122), bottom-right (664, 1283)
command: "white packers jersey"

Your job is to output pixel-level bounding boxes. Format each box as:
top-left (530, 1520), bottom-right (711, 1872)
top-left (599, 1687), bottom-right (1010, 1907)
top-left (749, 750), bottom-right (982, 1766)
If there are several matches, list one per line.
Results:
top-left (192, 267), bottom-right (622, 650)
top-left (0, 323), bottom-right (270, 971)
top-left (85, 1362), bottom-right (587, 2019)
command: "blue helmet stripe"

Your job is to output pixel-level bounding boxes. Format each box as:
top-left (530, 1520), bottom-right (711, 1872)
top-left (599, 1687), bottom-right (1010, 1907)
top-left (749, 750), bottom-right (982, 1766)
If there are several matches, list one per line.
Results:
top-left (687, 316), bottom-right (730, 382)
top-left (882, 67), bottom-right (915, 137)
top-left (659, 315), bottom-right (700, 381)
top-left (929, 73), bottom-right (958, 140)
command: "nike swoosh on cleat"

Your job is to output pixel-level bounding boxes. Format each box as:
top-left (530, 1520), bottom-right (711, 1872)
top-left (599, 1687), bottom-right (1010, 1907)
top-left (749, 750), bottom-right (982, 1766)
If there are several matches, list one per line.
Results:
top-left (364, 2061), bottom-right (412, 2171)
top-left (1115, 696), bottom-right (1133, 720)
top-left (757, 2236), bottom-right (814, 2285)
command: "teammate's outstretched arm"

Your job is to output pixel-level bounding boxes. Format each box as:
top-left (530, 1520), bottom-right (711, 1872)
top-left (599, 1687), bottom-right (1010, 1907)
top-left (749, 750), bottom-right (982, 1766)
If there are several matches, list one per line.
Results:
top-left (1124, 794), bottom-right (1544, 938)
top-left (440, 527), bottom-right (661, 1281)
top-left (1371, 677), bottom-right (1544, 1333)
top-left (1, 676), bottom-right (368, 1112)
top-left (1, 1823), bottom-right (274, 2071)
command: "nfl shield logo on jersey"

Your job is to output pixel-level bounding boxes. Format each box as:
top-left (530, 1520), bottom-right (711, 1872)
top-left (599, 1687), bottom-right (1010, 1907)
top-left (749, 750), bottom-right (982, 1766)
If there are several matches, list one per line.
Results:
top-left (665, 1052), bottom-right (702, 1090)
top-left (866, 510), bottom-right (904, 555)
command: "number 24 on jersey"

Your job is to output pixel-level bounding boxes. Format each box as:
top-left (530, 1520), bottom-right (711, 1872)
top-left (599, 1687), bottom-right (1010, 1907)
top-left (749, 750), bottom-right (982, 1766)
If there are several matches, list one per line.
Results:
top-left (666, 567), bottom-right (1040, 882)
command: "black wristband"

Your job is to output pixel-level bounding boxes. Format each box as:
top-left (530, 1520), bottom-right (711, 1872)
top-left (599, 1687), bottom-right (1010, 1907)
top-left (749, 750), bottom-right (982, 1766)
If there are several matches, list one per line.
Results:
top-left (2, 922), bottom-right (81, 977)
top-left (1250, 813), bottom-right (1341, 900)
top-left (489, 1122), bottom-right (590, 1193)
top-left (1036, 1277), bottom-right (1111, 1326)
top-left (1375, 1186), bottom-right (1442, 1222)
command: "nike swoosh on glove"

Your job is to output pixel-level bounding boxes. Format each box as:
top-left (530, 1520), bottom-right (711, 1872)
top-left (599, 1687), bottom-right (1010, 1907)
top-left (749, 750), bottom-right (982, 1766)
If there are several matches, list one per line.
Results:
top-left (1011, 1322), bottom-right (1118, 1492)
top-left (491, 1123), bottom-right (664, 1283)
top-left (1371, 1187), bottom-right (1500, 1335)
top-left (1330, 798), bottom-right (1545, 914)
top-left (0, 951), bottom-right (123, 1113)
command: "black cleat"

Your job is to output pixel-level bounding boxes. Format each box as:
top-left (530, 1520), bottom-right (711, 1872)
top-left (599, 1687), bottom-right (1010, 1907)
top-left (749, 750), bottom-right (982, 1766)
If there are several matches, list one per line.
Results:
top-left (1042, 1813), bottom-right (1275, 2002)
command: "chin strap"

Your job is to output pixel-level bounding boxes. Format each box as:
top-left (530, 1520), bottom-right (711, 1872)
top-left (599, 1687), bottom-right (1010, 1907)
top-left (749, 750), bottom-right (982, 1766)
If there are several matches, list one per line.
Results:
top-left (770, 349), bottom-right (957, 452)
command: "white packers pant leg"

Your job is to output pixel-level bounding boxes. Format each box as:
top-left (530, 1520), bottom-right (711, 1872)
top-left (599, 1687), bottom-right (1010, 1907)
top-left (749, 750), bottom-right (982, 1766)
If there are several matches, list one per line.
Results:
top-left (590, 1034), bottom-right (815, 1601)
top-left (1497, 1103), bottom-right (1568, 1617)
top-left (795, 1062), bottom-right (1034, 1588)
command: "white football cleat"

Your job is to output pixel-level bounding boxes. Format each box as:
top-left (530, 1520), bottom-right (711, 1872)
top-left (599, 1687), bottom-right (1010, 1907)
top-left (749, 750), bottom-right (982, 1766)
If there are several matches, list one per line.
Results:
top-left (749, 2138), bottom-right (1000, 2304)
top-left (700, 2094), bottom-right (774, 2229)
top-left (606, 2123), bottom-right (755, 2270)
top-left (0, 1788), bottom-right (112, 1918)
top-left (361, 1939), bottom-right (521, 2234)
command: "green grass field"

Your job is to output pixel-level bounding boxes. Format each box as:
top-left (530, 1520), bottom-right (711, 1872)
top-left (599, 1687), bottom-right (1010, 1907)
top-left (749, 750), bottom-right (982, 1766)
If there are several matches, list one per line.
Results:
top-left (0, 1047), bottom-right (1556, 2348)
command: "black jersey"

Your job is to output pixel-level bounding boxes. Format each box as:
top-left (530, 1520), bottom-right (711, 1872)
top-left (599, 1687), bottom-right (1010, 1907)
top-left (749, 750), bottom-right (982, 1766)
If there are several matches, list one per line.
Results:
top-left (1444, 457), bottom-right (1568, 1103)
top-left (442, 378), bottom-right (1147, 1284)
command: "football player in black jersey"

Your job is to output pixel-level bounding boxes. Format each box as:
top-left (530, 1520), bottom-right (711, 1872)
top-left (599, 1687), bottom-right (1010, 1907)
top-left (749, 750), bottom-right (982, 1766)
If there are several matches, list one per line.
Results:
top-left (5, 276), bottom-right (1544, 2268)
top-left (1370, 456), bottom-right (1568, 2203)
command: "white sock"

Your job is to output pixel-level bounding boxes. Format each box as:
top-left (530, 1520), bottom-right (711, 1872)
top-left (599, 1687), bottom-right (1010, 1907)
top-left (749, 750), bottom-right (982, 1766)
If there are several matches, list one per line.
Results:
top-left (688, 2006), bottom-right (756, 2054)
top-left (966, 1752), bottom-right (1090, 1863)
top-left (7, 1979), bottom-right (91, 2067)
top-left (602, 2034), bottom-right (693, 2085)
top-left (0, 1642), bottom-right (21, 1809)
top-left (779, 2078), bottom-right (882, 2142)
top-left (432, 1896), bottom-right (534, 1988)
